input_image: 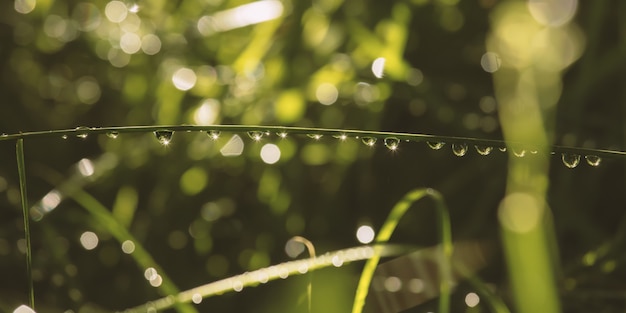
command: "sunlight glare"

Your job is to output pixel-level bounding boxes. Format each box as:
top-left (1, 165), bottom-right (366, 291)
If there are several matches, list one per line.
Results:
top-left (172, 67), bottom-right (197, 91)
top-left (198, 0), bottom-right (284, 35)
top-left (220, 134), bottom-right (244, 157)
top-left (356, 225), bottom-right (375, 244)
top-left (371, 57), bottom-right (386, 78)
top-left (13, 305), bottom-right (35, 313)
top-left (465, 292), bottom-right (480, 307)
top-left (260, 144), bottom-right (281, 164)
top-left (80, 231), bottom-right (99, 250)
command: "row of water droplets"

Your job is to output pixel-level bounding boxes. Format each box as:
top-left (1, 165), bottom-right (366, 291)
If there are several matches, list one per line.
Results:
top-left (67, 126), bottom-right (602, 168)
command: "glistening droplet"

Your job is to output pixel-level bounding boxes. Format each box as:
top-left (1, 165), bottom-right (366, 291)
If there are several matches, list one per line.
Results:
top-left (61, 135), bottom-right (68, 140)
top-left (585, 155), bottom-right (601, 167)
top-left (512, 148), bottom-right (526, 157)
top-left (562, 153), bottom-right (581, 168)
top-left (384, 137), bottom-right (399, 150)
top-left (475, 145), bottom-right (493, 156)
top-left (452, 143), bottom-right (468, 156)
top-left (498, 147), bottom-right (507, 152)
top-left (276, 131), bottom-right (288, 138)
top-left (106, 131), bottom-right (119, 139)
top-left (333, 133), bottom-right (348, 140)
top-left (247, 131), bottom-right (263, 141)
top-left (76, 126), bottom-right (90, 139)
top-left (154, 130), bottom-right (174, 145)
top-left (427, 141), bottom-right (445, 150)
top-left (207, 130), bottom-right (220, 140)
top-left (361, 137), bottom-right (377, 147)
top-left (307, 134), bottom-right (323, 140)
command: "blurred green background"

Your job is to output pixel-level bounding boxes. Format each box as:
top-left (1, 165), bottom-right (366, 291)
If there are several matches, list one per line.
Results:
top-left (0, 0), bottom-right (625, 312)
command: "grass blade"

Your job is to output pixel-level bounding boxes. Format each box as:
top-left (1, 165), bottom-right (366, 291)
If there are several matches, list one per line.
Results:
top-left (70, 190), bottom-right (198, 313)
top-left (351, 188), bottom-right (452, 313)
top-left (16, 138), bottom-right (35, 309)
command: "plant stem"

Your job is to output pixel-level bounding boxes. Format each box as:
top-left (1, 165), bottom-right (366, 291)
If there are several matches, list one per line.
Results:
top-left (351, 188), bottom-right (452, 313)
top-left (0, 125), bottom-right (623, 158)
top-left (16, 138), bottom-right (34, 309)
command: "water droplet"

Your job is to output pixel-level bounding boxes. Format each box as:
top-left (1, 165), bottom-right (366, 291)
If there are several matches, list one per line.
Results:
top-left (75, 126), bottom-right (90, 139)
top-left (154, 130), bottom-right (173, 145)
top-left (562, 153), bottom-right (580, 168)
top-left (247, 131), bottom-right (263, 141)
top-left (361, 137), bottom-right (377, 147)
top-left (307, 134), bottom-right (323, 140)
top-left (475, 145), bottom-right (493, 156)
top-left (498, 147), bottom-right (507, 152)
top-left (106, 131), bottom-right (119, 139)
top-left (530, 150), bottom-right (538, 154)
top-left (1, 133), bottom-right (7, 137)
top-left (276, 131), bottom-right (288, 138)
top-left (452, 143), bottom-right (468, 156)
top-left (427, 141), bottom-right (445, 150)
top-left (384, 137), bottom-right (399, 150)
top-left (232, 280), bottom-right (244, 292)
top-left (512, 148), bottom-right (526, 157)
top-left (61, 134), bottom-right (68, 140)
top-left (585, 155), bottom-right (601, 167)
top-left (207, 130), bottom-right (220, 140)
top-left (333, 133), bottom-right (348, 140)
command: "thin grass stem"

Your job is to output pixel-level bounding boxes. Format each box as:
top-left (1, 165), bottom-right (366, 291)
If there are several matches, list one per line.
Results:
top-left (16, 139), bottom-right (35, 309)
top-left (351, 188), bottom-right (452, 313)
top-left (0, 125), bottom-right (623, 158)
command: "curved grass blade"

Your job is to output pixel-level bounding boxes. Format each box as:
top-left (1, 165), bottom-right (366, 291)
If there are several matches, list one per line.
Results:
top-left (351, 188), bottom-right (452, 313)
top-left (290, 236), bottom-right (316, 313)
top-left (16, 139), bottom-right (35, 309)
top-left (120, 244), bottom-right (413, 313)
top-left (70, 190), bottom-right (197, 313)
top-left (0, 125), bottom-right (624, 159)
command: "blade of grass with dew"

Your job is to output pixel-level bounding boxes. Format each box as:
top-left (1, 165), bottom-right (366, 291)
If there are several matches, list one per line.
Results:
top-left (0, 126), bottom-right (624, 160)
top-left (351, 188), bottom-right (452, 313)
top-left (16, 138), bottom-right (35, 310)
top-left (121, 244), bottom-right (414, 313)
top-left (70, 190), bottom-right (198, 313)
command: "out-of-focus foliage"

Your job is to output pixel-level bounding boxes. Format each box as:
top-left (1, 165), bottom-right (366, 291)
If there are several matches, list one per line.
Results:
top-left (0, 0), bottom-right (625, 312)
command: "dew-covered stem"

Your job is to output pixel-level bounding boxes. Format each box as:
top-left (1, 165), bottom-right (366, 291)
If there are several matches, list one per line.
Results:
top-left (16, 139), bottom-right (35, 309)
top-left (351, 188), bottom-right (452, 313)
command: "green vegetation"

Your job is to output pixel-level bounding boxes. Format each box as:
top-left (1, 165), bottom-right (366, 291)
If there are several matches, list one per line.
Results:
top-left (1, 0), bottom-right (625, 312)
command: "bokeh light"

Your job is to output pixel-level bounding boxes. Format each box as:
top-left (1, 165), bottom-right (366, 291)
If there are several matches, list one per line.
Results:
top-left (356, 225), bottom-right (375, 244)
top-left (465, 292), bottom-right (480, 307)
top-left (260, 144), bottom-right (281, 164)
top-left (172, 67), bottom-right (197, 91)
top-left (105, 1), bottom-right (128, 23)
top-left (80, 231), bottom-right (99, 250)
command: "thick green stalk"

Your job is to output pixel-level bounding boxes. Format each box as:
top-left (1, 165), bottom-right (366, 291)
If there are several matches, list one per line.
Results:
top-left (351, 188), bottom-right (452, 313)
top-left (16, 139), bottom-right (34, 309)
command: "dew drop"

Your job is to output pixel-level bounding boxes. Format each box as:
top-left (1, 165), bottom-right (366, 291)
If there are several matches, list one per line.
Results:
top-left (333, 133), bottom-right (348, 140)
top-left (307, 134), bottom-right (323, 140)
top-left (530, 150), bottom-right (538, 154)
top-left (61, 134), bottom-right (68, 140)
top-left (585, 155), bottom-right (601, 167)
top-left (562, 153), bottom-right (580, 168)
top-left (207, 130), bottom-right (220, 140)
top-left (75, 126), bottom-right (90, 139)
top-left (106, 131), bottom-right (119, 139)
top-left (452, 143), bottom-right (468, 156)
top-left (498, 147), bottom-right (507, 152)
top-left (276, 131), bottom-right (288, 138)
top-left (361, 137), bottom-right (377, 147)
top-left (1, 133), bottom-right (7, 137)
top-left (475, 145), bottom-right (493, 156)
top-left (154, 130), bottom-right (173, 145)
top-left (512, 148), bottom-right (526, 157)
top-left (247, 131), bottom-right (264, 141)
top-left (384, 137), bottom-right (399, 150)
top-left (232, 280), bottom-right (244, 292)
top-left (427, 141), bottom-right (445, 150)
